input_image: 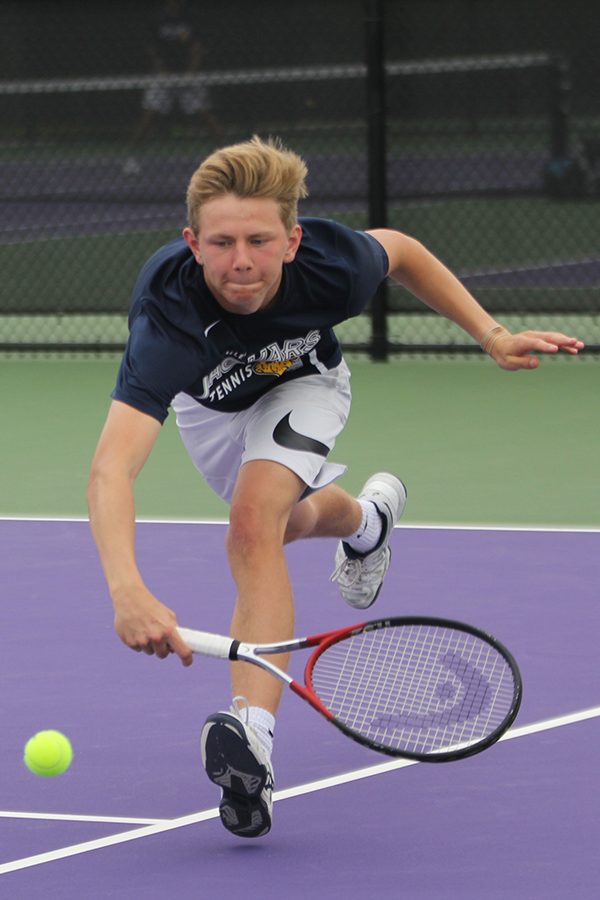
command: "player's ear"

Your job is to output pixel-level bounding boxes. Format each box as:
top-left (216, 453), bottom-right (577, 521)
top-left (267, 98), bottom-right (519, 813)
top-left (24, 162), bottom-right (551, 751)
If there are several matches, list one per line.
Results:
top-left (283, 224), bottom-right (302, 263)
top-left (183, 226), bottom-right (203, 265)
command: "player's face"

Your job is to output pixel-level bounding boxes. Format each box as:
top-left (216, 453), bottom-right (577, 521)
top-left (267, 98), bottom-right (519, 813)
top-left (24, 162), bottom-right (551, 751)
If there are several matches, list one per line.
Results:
top-left (183, 194), bottom-right (302, 314)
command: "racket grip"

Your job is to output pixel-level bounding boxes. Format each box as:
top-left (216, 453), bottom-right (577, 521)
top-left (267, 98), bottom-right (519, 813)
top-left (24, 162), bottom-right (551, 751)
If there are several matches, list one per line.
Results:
top-left (177, 627), bottom-right (234, 659)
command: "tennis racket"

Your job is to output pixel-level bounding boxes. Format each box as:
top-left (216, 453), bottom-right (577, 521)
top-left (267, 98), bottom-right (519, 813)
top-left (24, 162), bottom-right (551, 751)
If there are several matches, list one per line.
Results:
top-left (177, 616), bottom-right (522, 762)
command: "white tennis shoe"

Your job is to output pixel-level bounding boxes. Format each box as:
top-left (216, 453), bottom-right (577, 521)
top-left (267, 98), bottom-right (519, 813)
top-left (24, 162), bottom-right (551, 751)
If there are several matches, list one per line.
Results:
top-left (201, 699), bottom-right (274, 838)
top-left (331, 472), bottom-right (407, 609)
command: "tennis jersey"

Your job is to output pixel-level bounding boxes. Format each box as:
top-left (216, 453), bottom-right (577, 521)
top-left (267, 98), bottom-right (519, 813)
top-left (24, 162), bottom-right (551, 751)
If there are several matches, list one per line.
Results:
top-left (112, 217), bottom-right (389, 422)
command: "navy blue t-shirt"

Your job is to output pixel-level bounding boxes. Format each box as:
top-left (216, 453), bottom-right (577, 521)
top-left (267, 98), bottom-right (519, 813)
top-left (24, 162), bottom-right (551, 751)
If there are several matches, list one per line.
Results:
top-left (112, 218), bottom-right (389, 422)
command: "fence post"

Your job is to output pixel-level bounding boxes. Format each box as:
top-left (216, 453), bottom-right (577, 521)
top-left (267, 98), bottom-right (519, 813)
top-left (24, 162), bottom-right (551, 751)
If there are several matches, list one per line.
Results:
top-left (364, 0), bottom-right (388, 361)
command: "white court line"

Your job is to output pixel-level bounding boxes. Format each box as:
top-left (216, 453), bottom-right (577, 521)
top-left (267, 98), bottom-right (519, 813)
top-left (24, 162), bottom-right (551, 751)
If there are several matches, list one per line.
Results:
top-left (401, 523), bottom-right (600, 534)
top-left (0, 515), bottom-right (598, 533)
top-left (0, 811), bottom-right (166, 825)
top-left (1, 703), bottom-right (598, 876)
top-left (0, 515), bottom-right (226, 525)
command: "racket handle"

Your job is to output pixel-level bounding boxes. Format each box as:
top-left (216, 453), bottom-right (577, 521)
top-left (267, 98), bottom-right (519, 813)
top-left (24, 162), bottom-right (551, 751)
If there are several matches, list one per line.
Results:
top-left (177, 627), bottom-right (234, 659)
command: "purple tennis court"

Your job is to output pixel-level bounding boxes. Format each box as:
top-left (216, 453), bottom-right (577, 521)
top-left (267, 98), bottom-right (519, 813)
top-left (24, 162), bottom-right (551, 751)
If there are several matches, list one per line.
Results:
top-left (1, 518), bottom-right (599, 897)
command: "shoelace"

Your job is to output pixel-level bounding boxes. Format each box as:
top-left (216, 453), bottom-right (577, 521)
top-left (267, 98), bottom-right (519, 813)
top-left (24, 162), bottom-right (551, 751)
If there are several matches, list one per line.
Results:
top-left (230, 695), bottom-right (251, 723)
top-left (330, 556), bottom-right (362, 586)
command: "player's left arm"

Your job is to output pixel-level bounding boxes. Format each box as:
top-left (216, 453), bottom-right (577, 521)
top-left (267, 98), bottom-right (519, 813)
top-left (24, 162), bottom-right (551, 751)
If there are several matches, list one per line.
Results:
top-left (367, 228), bottom-right (584, 370)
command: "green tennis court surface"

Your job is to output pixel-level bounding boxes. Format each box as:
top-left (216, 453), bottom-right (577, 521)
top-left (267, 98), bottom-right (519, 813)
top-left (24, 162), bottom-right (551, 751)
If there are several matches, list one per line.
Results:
top-left (1, 358), bottom-right (597, 526)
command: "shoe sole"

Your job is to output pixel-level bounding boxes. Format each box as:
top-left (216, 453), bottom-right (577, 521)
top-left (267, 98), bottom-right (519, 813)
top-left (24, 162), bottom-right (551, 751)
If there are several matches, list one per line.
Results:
top-left (201, 714), bottom-right (272, 838)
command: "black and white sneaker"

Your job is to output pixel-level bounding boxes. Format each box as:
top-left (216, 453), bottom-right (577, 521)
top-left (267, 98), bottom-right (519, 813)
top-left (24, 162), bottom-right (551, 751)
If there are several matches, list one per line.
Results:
top-left (201, 700), bottom-right (274, 838)
top-left (331, 472), bottom-right (407, 609)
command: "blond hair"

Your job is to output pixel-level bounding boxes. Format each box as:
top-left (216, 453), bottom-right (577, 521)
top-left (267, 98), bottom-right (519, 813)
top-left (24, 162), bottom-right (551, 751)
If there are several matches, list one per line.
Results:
top-left (186, 135), bottom-right (308, 234)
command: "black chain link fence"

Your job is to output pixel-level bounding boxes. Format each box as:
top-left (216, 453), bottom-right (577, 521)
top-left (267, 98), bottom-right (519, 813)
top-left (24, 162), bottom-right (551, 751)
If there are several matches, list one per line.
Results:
top-left (1, 0), bottom-right (598, 354)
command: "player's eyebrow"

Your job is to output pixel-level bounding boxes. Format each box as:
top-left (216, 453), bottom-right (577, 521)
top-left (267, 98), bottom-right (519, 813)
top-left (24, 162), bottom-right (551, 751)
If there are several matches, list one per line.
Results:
top-left (208, 230), bottom-right (277, 240)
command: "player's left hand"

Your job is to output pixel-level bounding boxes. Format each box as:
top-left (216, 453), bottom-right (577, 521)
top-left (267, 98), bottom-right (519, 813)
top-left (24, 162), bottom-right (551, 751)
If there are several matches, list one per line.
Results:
top-left (490, 330), bottom-right (585, 371)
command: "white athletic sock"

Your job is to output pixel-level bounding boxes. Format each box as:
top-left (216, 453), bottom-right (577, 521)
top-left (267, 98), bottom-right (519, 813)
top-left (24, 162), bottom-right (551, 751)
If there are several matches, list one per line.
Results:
top-left (344, 500), bottom-right (383, 554)
top-left (247, 706), bottom-right (275, 758)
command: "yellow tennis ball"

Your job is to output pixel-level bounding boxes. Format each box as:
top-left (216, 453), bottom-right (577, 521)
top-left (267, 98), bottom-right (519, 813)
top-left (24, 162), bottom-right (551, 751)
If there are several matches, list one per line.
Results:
top-left (24, 730), bottom-right (73, 777)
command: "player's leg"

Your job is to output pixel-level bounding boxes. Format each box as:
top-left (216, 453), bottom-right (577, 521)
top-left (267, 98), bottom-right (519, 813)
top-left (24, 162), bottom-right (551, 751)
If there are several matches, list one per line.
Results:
top-left (226, 458), bottom-right (305, 714)
top-left (285, 484), bottom-right (362, 544)
top-left (287, 475), bottom-right (407, 609)
top-left (123, 84), bottom-right (170, 173)
top-left (283, 481), bottom-right (361, 542)
top-left (201, 458), bottom-right (304, 839)
top-left (180, 85), bottom-right (223, 139)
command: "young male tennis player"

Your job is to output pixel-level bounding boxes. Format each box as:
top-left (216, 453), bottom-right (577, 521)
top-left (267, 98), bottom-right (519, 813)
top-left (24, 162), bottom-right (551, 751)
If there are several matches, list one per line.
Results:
top-left (87, 136), bottom-right (583, 838)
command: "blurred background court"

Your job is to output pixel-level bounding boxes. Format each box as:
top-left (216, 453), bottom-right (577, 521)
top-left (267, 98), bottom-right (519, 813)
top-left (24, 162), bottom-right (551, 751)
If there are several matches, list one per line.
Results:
top-left (0, 0), bottom-right (597, 527)
top-left (1, 0), bottom-right (599, 353)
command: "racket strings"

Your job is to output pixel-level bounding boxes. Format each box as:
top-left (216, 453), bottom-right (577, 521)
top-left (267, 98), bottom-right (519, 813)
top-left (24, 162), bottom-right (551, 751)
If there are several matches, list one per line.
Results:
top-left (310, 625), bottom-right (517, 756)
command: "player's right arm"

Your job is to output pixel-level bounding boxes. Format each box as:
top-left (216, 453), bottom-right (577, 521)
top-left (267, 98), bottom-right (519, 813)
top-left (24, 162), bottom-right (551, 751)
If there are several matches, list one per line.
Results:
top-left (87, 400), bottom-right (193, 666)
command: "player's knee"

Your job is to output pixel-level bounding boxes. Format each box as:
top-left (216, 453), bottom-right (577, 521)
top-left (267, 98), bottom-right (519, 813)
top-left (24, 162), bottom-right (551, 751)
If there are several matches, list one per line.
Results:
top-left (226, 501), bottom-right (276, 560)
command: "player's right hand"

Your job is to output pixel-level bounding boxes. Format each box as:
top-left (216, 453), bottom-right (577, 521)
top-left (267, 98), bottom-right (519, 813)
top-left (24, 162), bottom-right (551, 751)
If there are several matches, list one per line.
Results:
top-left (111, 585), bottom-right (194, 667)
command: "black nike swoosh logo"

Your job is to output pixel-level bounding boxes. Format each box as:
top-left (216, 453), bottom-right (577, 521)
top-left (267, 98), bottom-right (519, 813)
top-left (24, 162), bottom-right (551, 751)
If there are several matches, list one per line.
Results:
top-left (272, 412), bottom-right (329, 458)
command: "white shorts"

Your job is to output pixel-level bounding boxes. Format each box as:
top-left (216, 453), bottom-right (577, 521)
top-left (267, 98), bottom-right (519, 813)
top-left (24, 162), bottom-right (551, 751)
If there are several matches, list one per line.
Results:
top-left (171, 361), bottom-right (352, 504)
